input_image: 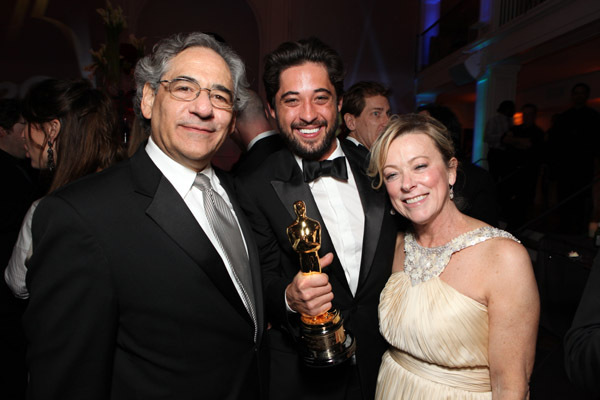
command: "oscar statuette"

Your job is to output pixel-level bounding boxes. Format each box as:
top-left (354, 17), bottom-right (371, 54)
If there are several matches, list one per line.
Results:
top-left (286, 200), bottom-right (356, 367)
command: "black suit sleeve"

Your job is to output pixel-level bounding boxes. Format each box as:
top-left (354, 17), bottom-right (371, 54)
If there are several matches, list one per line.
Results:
top-left (24, 195), bottom-right (118, 400)
top-left (234, 178), bottom-right (292, 328)
top-left (564, 253), bottom-right (600, 395)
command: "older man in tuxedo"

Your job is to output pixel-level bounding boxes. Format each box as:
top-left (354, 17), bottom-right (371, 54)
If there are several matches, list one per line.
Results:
top-left (24, 32), bottom-right (266, 400)
top-left (236, 38), bottom-right (398, 400)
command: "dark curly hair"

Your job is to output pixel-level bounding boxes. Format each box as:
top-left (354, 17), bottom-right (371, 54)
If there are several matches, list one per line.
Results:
top-left (263, 37), bottom-right (345, 109)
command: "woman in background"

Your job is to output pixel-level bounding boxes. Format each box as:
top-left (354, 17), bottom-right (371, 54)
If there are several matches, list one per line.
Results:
top-left (369, 114), bottom-right (539, 399)
top-left (4, 78), bottom-right (124, 298)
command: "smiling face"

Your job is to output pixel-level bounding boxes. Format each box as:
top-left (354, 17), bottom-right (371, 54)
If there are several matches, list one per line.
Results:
top-left (269, 62), bottom-right (341, 161)
top-left (141, 46), bottom-right (235, 172)
top-left (347, 95), bottom-right (391, 149)
top-left (383, 132), bottom-right (457, 227)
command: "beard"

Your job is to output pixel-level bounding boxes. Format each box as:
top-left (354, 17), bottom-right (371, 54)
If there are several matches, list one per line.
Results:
top-left (276, 117), bottom-right (339, 161)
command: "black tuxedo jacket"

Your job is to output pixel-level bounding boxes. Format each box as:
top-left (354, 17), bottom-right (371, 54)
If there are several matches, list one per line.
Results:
top-left (24, 148), bottom-right (267, 400)
top-left (235, 140), bottom-right (398, 400)
top-left (231, 133), bottom-right (284, 176)
top-left (341, 138), bottom-right (369, 169)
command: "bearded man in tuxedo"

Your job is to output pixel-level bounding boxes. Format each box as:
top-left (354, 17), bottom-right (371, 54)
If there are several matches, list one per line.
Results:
top-left (236, 37), bottom-right (398, 400)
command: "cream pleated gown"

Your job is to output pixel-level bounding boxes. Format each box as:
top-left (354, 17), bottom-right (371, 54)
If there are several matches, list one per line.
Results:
top-left (375, 227), bottom-right (518, 400)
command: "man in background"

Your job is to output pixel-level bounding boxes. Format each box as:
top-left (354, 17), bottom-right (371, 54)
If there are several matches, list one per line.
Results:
top-left (484, 100), bottom-right (515, 182)
top-left (230, 89), bottom-right (282, 174)
top-left (548, 83), bottom-right (600, 236)
top-left (341, 81), bottom-right (391, 157)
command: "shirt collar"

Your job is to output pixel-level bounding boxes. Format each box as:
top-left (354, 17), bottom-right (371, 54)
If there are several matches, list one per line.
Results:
top-left (346, 136), bottom-right (366, 148)
top-left (145, 136), bottom-right (215, 198)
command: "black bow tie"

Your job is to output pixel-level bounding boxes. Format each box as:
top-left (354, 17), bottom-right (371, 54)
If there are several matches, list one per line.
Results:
top-left (302, 157), bottom-right (348, 182)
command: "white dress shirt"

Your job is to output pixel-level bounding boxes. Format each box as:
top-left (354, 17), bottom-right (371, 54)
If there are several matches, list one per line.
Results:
top-left (295, 139), bottom-right (365, 295)
top-left (145, 138), bottom-right (249, 301)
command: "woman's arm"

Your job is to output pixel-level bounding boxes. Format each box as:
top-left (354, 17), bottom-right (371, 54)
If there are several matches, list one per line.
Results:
top-left (486, 239), bottom-right (540, 400)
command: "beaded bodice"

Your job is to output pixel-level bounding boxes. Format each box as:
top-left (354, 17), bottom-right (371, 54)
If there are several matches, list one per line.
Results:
top-left (403, 226), bottom-right (519, 286)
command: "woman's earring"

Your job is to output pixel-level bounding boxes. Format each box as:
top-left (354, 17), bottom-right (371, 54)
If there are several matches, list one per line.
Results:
top-left (47, 140), bottom-right (55, 171)
top-left (449, 184), bottom-right (454, 200)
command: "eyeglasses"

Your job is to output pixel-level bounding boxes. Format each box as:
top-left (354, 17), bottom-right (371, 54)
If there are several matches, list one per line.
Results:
top-left (158, 78), bottom-right (234, 110)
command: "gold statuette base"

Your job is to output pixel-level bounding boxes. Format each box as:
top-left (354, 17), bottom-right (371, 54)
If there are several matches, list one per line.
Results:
top-left (299, 309), bottom-right (356, 367)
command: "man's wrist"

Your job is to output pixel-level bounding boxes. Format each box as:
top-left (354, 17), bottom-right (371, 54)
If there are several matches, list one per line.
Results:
top-left (284, 285), bottom-right (297, 313)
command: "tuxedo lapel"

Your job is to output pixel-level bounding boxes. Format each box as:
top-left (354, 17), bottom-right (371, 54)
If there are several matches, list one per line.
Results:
top-left (270, 151), bottom-right (351, 293)
top-left (130, 150), bottom-right (253, 326)
top-left (342, 141), bottom-right (386, 291)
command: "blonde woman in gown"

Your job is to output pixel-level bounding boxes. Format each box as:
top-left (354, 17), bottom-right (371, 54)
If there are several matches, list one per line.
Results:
top-left (368, 114), bottom-right (539, 400)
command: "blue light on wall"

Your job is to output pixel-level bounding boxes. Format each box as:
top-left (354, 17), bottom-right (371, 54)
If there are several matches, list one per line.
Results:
top-left (421, 0), bottom-right (440, 66)
top-left (479, 0), bottom-right (492, 24)
top-left (415, 92), bottom-right (438, 107)
top-left (472, 75), bottom-right (489, 165)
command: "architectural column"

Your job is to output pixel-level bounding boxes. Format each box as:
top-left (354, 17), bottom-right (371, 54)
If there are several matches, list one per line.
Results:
top-left (472, 62), bottom-right (521, 166)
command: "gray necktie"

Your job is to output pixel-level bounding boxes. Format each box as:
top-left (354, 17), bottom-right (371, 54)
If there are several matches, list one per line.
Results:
top-left (194, 173), bottom-right (257, 336)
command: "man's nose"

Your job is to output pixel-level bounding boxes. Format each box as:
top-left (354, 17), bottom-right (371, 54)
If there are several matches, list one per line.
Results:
top-left (299, 101), bottom-right (318, 124)
top-left (189, 90), bottom-right (214, 117)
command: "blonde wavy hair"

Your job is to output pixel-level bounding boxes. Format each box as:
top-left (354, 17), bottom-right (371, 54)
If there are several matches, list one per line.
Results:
top-left (367, 113), bottom-right (456, 189)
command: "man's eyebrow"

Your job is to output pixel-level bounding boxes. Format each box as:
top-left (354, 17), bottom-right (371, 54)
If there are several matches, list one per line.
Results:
top-left (173, 76), bottom-right (233, 95)
top-left (175, 75), bottom-right (196, 82)
top-left (314, 88), bottom-right (333, 95)
top-left (212, 84), bottom-right (233, 96)
top-left (280, 91), bottom-right (299, 99)
top-left (280, 88), bottom-right (334, 101)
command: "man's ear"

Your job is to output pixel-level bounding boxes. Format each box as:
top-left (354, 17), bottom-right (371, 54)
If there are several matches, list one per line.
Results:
top-left (0, 127), bottom-right (7, 138)
top-left (267, 102), bottom-right (276, 120)
top-left (344, 114), bottom-right (356, 131)
top-left (141, 82), bottom-right (156, 119)
top-left (47, 119), bottom-right (61, 141)
top-left (228, 114), bottom-right (237, 135)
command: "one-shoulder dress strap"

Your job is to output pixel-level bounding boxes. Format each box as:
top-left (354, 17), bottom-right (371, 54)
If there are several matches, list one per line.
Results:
top-left (403, 226), bottom-right (520, 286)
top-left (448, 226), bottom-right (520, 253)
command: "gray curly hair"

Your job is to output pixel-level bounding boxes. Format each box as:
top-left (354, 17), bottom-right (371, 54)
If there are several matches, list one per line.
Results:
top-left (133, 32), bottom-right (250, 134)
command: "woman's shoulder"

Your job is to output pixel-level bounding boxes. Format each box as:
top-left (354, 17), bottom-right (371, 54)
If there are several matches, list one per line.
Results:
top-left (473, 228), bottom-right (531, 280)
top-left (450, 220), bottom-right (528, 269)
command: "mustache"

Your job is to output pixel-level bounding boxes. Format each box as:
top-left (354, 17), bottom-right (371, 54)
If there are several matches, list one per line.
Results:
top-left (291, 120), bottom-right (328, 129)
